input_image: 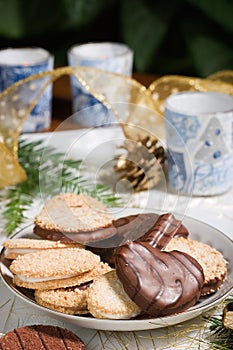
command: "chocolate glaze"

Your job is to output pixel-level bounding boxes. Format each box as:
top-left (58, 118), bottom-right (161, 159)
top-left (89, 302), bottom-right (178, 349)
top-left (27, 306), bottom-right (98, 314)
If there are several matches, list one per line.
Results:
top-left (33, 224), bottom-right (116, 244)
top-left (34, 213), bottom-right (159, 245)
top-left (115, 241), bottom-right (204, 317)
top-left (34, 212), bottom-right (188, 246)
top-left (139, 212), bottom-right (189, 249)
top-left (83, 212), bottom-right (165, 264)
top-left (34, 212), bottom-right (189, 266)
top-left (112, 213), bottom-right (160, 242)
top-left (90, 212), bottom-right (188, 265)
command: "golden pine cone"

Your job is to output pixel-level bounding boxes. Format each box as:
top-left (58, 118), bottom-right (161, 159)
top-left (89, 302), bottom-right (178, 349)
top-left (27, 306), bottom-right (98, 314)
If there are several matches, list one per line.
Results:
top-left (115, 135), bottom-right (166, 192)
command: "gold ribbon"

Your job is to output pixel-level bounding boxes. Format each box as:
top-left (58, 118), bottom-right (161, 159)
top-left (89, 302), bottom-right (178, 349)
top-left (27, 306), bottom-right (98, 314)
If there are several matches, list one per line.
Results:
top-left (0, 67), bottom-right (232, 188)
top-left (148, 71), bottom-right (233, 115)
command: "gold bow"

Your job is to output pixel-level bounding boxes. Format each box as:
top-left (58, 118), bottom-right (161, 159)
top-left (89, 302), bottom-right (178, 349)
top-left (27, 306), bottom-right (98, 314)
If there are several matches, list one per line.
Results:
top-left (0, 67), bottom-right (232, 188)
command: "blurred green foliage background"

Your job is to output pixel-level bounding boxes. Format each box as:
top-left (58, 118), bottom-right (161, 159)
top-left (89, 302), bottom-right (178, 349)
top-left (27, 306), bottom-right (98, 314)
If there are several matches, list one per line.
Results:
top-left (0, 0), bottom-right (232, 77)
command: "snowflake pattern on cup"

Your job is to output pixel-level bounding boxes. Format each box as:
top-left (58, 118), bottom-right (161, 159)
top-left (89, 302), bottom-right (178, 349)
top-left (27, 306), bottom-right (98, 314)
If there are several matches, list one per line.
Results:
top-left (71, 83), bottom-right (116, 126)
top-left (167, 150), bottom-right (187, 191)
top-left (165, 110), bottom-right (200, 147)
top-left (195, 118), bottom-right (228, 163)
top-left (0, 48), bottom-right (53, 132)
top-left (165, 91), bottom-right (233, 195)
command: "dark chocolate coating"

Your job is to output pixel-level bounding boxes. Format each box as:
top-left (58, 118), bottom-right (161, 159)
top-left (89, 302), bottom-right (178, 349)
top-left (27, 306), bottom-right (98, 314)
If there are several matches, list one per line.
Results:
top-left (94, 212), bottom-right (188, 265)
top-left (115, 241), bottom-right (204, 317)
top-left (34, 212), bottom-right (188, 247)
top-left (86, 213), bottom-right (160, 263)
top-left (34, 212), bottom-right (189, 266)
top-left (33, 224), bottom-right (116, 244)
top-left (34, 213), bottom-right (160, 245)
top-left (0, 325), bottom-right (86, 350)
top-left (139, 212), bottom-right (189, 249)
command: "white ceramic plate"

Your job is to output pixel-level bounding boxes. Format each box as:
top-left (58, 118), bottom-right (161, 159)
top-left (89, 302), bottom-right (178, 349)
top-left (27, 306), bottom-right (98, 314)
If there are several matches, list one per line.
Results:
top-left (1, 208), bottom-right (232, 331)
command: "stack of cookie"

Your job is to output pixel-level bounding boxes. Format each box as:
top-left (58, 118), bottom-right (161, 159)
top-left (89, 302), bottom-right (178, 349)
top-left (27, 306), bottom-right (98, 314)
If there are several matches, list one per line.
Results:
top-left (3, 193), bottom-right (228, 320)
top-left (4, 194), bottom-right (114, 315)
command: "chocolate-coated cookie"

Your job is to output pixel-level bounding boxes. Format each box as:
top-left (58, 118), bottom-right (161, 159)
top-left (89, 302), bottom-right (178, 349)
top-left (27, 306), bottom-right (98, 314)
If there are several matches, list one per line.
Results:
top-left (115, 241), bottom-right (204, 317)
top-left (138, 212), bottom-right (189, 249)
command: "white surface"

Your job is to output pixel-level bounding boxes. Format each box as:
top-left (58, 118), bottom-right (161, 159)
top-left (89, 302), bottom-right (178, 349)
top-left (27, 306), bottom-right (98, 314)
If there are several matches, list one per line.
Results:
top-left (0, 128), bottom-right (233, 349)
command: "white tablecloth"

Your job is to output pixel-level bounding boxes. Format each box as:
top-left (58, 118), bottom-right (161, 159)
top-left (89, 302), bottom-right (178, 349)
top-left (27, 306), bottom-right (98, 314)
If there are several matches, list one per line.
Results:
top-left (0, 129), bottom-right (232, 349)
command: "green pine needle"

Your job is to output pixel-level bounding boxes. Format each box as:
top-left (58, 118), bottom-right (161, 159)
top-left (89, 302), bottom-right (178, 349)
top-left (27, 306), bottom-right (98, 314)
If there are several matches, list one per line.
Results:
top-left (203, 296), bottom-right (233, 350)
top-left (1, 138), bottom-right (120, 236)
top-left (205, 317), bottom-right (233, 349)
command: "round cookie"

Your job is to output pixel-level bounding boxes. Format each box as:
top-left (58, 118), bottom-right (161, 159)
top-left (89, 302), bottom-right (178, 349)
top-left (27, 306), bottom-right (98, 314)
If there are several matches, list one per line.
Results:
top-left (165, 236), bottom-right (228, 295)
top-left (13, 261), bottom-right (111, 291)
top-left (9, 247), bottom-right (101, 290)
top-left (87, 270), bottom-right (141, 319)
top-left (115, 241), bottom-right (204, 317)
top-left (0, 325), bottom-right (86, 350)
top-left (33, 193), bottom-right (114, 243)
top-left (35, 283), bottom-right (90, 315)
top-left (2, 238), bottom-right (83, 260)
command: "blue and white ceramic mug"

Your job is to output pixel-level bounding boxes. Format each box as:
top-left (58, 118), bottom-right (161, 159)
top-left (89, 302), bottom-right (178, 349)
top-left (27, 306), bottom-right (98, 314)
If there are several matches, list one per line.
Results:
top-left (0, 47), bottom-right (54, 132)
top-left (67, 42), bottom-right (133, 126)
top-left (164, 91), bottom-right (233, 196)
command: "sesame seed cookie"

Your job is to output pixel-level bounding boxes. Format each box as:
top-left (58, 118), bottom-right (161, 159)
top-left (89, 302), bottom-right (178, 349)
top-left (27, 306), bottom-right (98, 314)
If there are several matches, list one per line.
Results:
top-left (34, 263), bottom-right (112, 314)
top-left (34, 193), bottom-right (113, 233)
top-left (2, 238), bottom-right (83, 260)
top-left (10, 247), bottom-right (101, 290)
top-left (87, 269), bottom-right (141, 319)
top-left (35, 283), bottom-right (90, 315)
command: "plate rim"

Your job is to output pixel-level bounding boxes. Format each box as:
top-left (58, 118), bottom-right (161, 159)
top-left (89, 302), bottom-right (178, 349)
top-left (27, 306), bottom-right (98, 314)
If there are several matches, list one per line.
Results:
top-left (1, 208), bottom-right (233, 331)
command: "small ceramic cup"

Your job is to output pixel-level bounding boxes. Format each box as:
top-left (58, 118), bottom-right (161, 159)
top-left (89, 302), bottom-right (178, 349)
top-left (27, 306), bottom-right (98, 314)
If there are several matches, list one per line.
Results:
top-left (0, 47), bottom-right (54, 132)
top-left (164, 91), bottom-right (233, 196)
top-left (67, 42), bottom-right (133, 126)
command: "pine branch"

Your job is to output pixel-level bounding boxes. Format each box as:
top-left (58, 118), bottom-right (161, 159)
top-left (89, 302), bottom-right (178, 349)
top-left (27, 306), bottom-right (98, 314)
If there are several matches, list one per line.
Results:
top-left (1, 139), bottom-right (120, 236)
top-left (203, 296), bottom-right (233, 350)
top-left (3, 188), bottom-right (33, 236)
top-left (206, 317), bottom-right (233, 349)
